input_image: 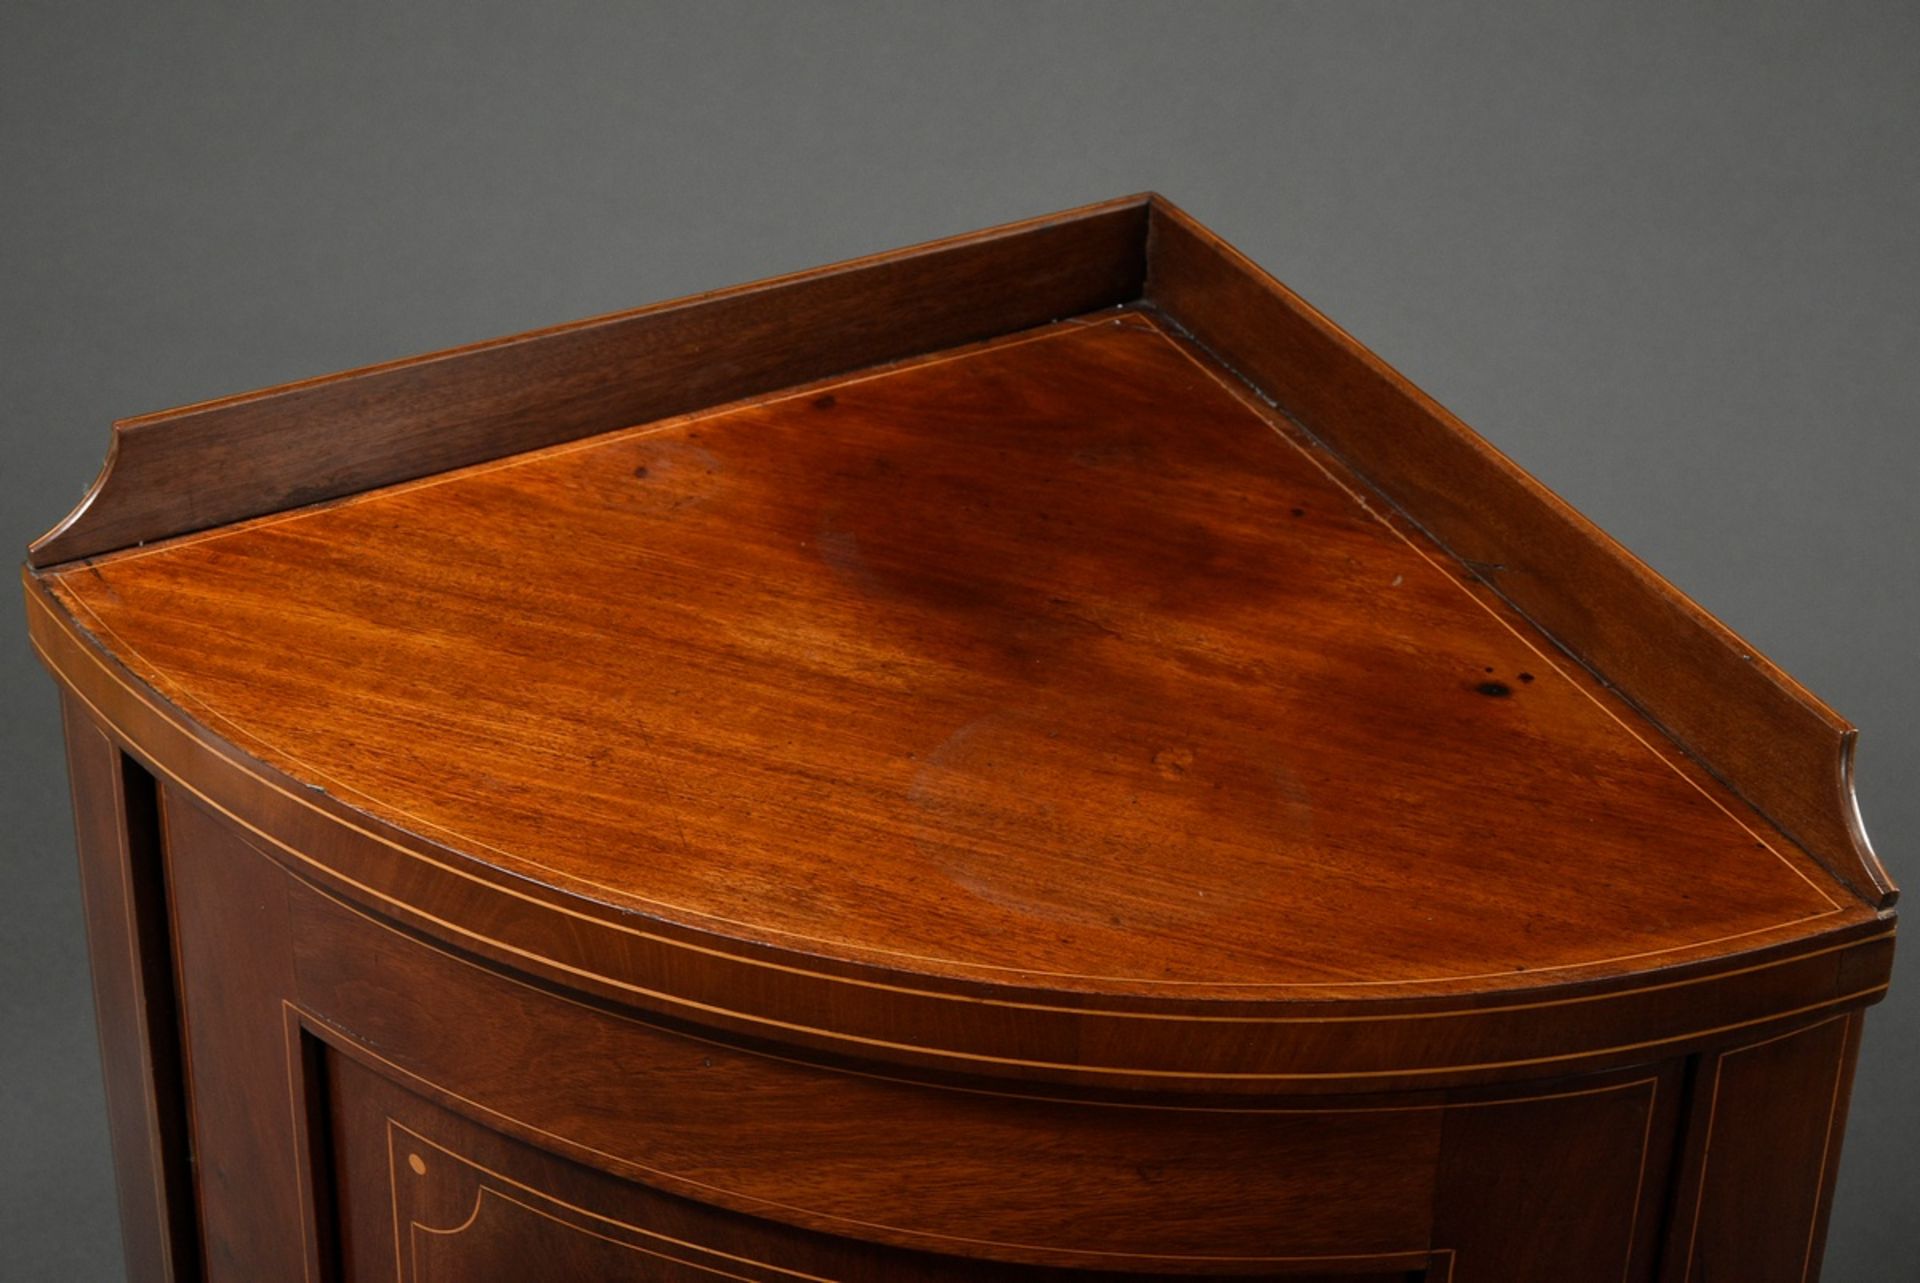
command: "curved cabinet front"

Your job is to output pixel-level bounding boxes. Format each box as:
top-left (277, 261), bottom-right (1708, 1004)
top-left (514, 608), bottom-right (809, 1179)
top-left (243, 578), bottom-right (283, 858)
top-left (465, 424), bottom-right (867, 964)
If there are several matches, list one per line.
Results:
top-left (53, 692), bottom-right (1871, 1282)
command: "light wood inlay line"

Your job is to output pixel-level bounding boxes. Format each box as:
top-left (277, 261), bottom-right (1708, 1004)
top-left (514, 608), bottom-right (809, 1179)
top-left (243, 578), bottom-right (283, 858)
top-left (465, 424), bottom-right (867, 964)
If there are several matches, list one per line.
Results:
top-left (1619, 1077), bottom-right (1657, 1283)
top-left (1679, 1014), bottom-right (1851, 1283)
top-left (1799, 1015), bottom-right (1853, 1282)
top-left (393, 1141), bottom-right (832, 1283)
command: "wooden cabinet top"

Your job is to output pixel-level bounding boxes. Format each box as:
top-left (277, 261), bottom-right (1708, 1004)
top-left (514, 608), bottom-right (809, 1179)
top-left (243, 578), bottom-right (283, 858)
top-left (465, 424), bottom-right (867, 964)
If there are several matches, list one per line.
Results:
top-left (25, 195), bottom-right (1894, 1092)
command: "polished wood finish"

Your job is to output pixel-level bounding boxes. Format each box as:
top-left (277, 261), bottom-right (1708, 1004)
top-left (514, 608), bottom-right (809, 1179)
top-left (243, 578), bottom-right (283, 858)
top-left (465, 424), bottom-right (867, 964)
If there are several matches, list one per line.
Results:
top-left (289, 851), bottom-right (1445, 1272)
top-left (38, 313), bottom-right (1864, 993)
top-left (58, 698), bottom-right (198, 1282)
top-left (28, 196), bottom-right (1149, 569)
top-left (25, 198), bottom-right (1894, 1280)
top-left (1430, 1065), bottom-right (1682, 1282)
top-left (25, 317), bottom-right (1892, 1094)
top-left (1144, 198), bottom-right (1892, 909)
top-left (328, 1060), bottom-right (1424, 1283)
top-left (1659, 1014), bottom-right (1864, 1283)
top-left (159, 789), bottom-right (314, 1281)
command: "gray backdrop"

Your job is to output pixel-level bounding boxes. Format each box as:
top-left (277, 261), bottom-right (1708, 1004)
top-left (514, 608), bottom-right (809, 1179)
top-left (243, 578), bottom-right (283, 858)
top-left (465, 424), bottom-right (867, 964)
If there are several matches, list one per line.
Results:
top-left (3, 3), bottom-right (1913, 1278)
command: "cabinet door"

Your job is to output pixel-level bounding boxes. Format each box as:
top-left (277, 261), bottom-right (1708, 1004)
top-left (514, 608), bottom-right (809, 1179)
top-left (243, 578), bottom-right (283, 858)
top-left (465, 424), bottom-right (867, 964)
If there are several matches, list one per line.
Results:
top-left (289, 872), bottom-right (1447, 1279)
top-left (1661, 1015), bottom-right (1863, 1283)
top-left (1430, 1069), bottom-right (1683, 1282)
top-left (323, 1048), bottom-right (1434, 1283)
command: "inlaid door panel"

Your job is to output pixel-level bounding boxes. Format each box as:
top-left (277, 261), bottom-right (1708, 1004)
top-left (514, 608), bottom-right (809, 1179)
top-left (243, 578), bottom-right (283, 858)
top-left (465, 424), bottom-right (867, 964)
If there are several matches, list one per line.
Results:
top-left (289, 878), bottom-right (1446, 1273)
top-left (1431, 1066), bottom-right (1683, 1282)
top-left (323, 1048), bottom-right (1430, 1283)
top-left (385, 1115), bottom-right (813, 1283)
top-left (1661, 1015), bottom-right (1863, 1283)
top-left (146, 763), bottom-right (1720, 1283)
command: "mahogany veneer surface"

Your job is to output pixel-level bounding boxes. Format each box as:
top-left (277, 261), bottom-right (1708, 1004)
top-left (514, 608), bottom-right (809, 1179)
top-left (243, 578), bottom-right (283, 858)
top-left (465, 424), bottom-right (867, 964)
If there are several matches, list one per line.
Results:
top-left (44, 313), bottom-right (1855, 995)
top-left (26, 195), bottom-right (1894, 1282)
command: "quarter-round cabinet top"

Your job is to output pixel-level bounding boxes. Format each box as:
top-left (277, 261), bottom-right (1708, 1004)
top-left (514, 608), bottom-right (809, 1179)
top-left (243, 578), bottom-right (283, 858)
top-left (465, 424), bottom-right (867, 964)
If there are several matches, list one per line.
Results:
top-left (25, 195), bottom-right (1895, 1094)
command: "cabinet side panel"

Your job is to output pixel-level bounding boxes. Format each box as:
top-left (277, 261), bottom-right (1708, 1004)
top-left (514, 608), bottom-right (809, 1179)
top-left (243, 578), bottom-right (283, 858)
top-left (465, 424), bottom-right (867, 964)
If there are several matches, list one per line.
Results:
top-left (57, 694), bottom-right (199, 1283)
top-left (159, 786), bottom-right (316, 1281)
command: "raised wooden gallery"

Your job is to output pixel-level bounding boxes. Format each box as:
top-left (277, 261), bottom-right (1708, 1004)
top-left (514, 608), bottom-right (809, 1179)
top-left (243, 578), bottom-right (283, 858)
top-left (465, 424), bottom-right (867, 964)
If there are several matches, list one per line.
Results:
top-left (24, 195), bottom-right (1896, 1281)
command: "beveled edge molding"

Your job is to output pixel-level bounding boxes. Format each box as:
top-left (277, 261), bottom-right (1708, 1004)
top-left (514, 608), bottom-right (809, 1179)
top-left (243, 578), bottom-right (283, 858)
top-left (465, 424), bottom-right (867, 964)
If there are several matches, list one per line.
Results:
top-left (29, 194), bottom-right (1152, 569)
top-left (1138, 194), bottom-right (1895, 911)
top-left (28, 569), bottom-right (1895, 1096)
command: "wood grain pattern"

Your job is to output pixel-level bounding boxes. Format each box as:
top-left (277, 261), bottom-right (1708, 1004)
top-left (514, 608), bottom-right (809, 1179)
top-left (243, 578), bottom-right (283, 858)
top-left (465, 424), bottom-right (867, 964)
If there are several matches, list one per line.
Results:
top-left (292, 870), bottom-right (1443, 1270)
top-left (329, 1059), bottom-right (1428, 1283)
top-left (26, 196), bottom-right (1897, 1279)
top-left (28, 581), bottom-right (1897, 1096)
top-left (57, 695), bottom-right (1881, 1280)
top-left (29, 196), bottom-right (1149, 568)
top-left (57, 699), bottom-right (199, 1283)
top-left (42, 317), bottom-right (1862, 997)
top-left (1661, 1015), bottom-right (1861, 1283)
top-left (24, 309), bottom-right (1892, 1097)
top-left (28, 193), bottom-right (1892, 933)
top-left (158, 785), bottom-right (312, 1282)
top-left (1430, 1069), bottom-right (1679, 1283)
top-left (1142, 196), bottom-right (1892, 909)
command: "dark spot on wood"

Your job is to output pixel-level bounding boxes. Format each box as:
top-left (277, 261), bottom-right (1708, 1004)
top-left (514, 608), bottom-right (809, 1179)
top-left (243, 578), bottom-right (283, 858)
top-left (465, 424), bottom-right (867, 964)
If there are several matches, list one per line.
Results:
top-left (1518, 672), bottom-right (1535, 683)
top-left (813, 393), bottom-right (837, 410)
top-left (1483, 666), bottom-right (1495, 673)
top-left (1476, 681), bottom-right (1512, 698)
top-left (1152, 747), bottom-right (1194, 778)
top-left (632, 465), bottom-right (649, 479)
top-left (1290, 507), bottom-right (1305, 518)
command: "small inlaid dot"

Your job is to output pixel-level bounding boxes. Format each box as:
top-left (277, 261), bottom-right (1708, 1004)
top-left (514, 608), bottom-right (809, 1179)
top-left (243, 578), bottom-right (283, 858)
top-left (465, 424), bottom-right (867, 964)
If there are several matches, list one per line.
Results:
top-left (408, 1153), bottom-right (427, 1176)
